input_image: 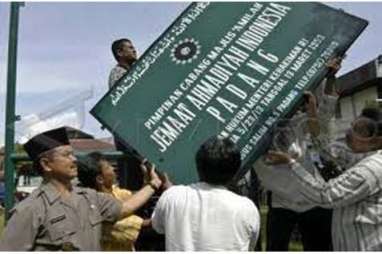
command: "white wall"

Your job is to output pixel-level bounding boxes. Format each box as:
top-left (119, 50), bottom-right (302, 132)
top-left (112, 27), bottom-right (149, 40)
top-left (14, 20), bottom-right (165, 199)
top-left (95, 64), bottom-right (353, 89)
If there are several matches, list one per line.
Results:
top-left (334, 86), bottom-right (378, 139)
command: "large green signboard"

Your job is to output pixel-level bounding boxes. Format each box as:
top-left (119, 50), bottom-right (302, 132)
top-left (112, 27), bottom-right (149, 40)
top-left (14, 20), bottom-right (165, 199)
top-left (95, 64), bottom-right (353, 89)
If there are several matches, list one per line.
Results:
top-left (91, 2), bottom-right (368, 184)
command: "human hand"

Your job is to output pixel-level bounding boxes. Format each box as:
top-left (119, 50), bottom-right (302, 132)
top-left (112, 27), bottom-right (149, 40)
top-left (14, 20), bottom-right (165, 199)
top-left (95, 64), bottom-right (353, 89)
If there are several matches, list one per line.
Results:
top-left (325, 57), bottom-right (342, 77)
top-left (159, 172), bottom-right (173, 190)
top-left (264, 150), bottom-right (293, 165)
top-left (140, 159), bottom-right (162, 190)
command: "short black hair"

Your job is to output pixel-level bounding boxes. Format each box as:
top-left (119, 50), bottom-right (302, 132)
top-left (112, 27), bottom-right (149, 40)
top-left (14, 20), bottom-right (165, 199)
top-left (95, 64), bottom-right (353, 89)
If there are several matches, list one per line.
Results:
top-left (359, 107), bottom-right (382, 137)
top-left (195, 136), bottom-right (241, 185)
top-left (111, 38), bottom-right (131, 61)
top-left (77, 152), bottom-right (106, 189)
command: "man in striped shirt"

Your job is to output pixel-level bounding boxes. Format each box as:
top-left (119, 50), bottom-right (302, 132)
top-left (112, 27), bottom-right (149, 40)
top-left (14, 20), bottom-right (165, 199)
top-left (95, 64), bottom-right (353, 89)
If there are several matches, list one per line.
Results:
top-left (266, 107), bottom-right (382, 251)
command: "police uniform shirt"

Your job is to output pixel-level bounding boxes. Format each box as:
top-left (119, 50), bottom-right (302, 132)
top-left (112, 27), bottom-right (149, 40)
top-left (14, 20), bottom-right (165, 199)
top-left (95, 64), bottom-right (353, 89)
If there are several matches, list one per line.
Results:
top-left (0, 181), bottom-right (122, 251)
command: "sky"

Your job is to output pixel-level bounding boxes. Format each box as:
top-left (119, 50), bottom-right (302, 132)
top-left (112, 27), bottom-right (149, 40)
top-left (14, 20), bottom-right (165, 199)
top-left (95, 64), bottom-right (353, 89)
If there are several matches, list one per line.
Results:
top-left (1, 1), bottom-right (382, 145)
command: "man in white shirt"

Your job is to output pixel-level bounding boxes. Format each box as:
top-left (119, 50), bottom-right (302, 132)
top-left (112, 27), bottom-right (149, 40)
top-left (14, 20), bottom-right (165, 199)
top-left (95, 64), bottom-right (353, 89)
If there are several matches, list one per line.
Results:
top-left (255, 58), bottom-right (341, 251)
top-left (255, 88), bottom-right (336, 251)
top-left (151, 136), bottom-right (260, 251)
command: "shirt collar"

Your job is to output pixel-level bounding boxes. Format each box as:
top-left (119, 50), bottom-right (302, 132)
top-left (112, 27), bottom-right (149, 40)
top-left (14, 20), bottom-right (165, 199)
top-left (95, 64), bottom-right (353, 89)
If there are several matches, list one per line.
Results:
top-left (117, 63), bottom-right (129, 70)
top-left (40, 181), bottom-right (87, 204)
top-left (195, 181), bottom-right (228, 190)
top-left (40, 181), bottom-right (61, 204)
top-left (73, 186), bottom-right (87, 194)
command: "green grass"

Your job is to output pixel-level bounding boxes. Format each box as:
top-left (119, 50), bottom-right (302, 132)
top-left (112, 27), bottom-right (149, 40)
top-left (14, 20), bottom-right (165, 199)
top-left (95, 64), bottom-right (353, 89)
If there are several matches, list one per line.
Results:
top-left (289, 241), bottom-right (304, 251)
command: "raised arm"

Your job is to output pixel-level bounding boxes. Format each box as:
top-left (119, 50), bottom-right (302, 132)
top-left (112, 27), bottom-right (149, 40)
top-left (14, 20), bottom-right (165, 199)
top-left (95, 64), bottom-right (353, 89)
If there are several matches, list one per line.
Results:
top-left (265, 150), bottom-right (381, 208)
top-left (119, 160), bottom-right (162, 218)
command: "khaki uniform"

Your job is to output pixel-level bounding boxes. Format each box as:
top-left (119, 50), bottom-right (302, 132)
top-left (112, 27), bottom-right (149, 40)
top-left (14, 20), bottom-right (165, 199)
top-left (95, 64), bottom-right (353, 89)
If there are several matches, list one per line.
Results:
top-left (0, 181), bottom-right (122, 251)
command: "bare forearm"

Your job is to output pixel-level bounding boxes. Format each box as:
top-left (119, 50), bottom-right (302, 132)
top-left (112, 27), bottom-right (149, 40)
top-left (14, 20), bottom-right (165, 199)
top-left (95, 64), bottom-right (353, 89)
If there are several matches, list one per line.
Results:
top-left (307, 117), bottom-right (320, 137)
top-left (324, 76), bottom-right (337, 96)
top-left (119, 185), bottom-right (155, 218)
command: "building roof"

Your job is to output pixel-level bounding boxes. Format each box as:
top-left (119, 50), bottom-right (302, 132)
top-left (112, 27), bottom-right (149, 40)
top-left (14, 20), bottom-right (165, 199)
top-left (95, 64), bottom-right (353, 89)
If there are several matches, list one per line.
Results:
top-left (70, 138), bottom-right (115, 152)
top-left (65, 126), bottom-right (94, 139)
top-left (337, 55), bottom-right (382, 97)
top-left (64, 126), bottom-right (115, 152)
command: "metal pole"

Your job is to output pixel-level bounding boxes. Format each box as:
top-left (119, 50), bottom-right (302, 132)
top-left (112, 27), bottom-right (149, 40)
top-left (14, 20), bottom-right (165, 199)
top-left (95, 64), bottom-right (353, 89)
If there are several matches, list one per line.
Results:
top-left (4, 2), bottom-right (22, 221)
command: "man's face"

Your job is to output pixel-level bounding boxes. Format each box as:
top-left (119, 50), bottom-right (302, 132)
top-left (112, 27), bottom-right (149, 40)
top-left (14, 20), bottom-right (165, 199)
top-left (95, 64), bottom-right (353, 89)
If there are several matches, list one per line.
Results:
top-left (99, 160), bottom-right (116, 189)
top-left (118, 41), bottom-right (137, 63)
top-left (43, 145), bottom-right (77, 180)
top-left (345, 117), bottom-right (377, 153)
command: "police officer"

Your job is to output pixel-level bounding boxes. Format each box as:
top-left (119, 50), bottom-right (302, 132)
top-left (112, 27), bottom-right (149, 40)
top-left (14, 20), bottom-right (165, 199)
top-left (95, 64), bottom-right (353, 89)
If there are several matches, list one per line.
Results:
top-left (0, 127), bottom-right (162, 251)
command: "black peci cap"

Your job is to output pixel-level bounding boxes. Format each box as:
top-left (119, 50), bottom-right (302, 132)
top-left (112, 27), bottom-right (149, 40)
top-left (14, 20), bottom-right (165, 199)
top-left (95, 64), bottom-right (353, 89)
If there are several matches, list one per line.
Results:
top-left (23, 127), bottom-right (70, 161)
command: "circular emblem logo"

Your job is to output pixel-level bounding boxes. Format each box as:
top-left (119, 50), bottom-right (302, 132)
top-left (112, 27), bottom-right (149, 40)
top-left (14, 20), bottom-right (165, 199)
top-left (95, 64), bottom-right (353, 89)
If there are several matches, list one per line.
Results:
top-left (171, 38), bottom-right (201, 65)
